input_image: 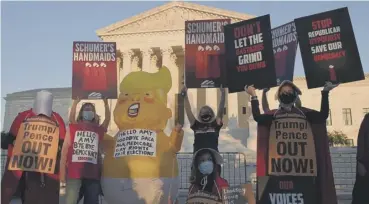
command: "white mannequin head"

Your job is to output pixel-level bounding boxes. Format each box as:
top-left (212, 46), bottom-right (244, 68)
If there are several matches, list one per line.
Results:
top-left (33, 90), bottom-right (53, 117)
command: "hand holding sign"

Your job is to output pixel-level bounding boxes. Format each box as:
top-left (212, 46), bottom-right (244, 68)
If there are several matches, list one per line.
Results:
top-left (322, 81), bottom-right (339, 92)
top-left (244, 85), bottom-right (256, 97)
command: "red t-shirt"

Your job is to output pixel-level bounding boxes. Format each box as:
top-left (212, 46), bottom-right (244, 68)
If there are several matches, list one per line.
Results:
top-left (7, 109), bottom-right (66, 180)
top-left (66, 123), bottom-right (105, 179)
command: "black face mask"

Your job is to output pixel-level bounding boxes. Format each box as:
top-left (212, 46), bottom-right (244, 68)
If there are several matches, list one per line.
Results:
top-left (279, 93), bottom-right (296, 104)
top-left (201, 114), bottom-right (212, 122)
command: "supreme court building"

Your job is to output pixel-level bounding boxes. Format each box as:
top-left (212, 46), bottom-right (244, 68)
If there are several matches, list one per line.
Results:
top-left (3, 1), bottom-right (369, 150)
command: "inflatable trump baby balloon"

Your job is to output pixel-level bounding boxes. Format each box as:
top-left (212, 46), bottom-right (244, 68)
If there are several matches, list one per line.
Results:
top-left (101, 66), bottom-right (184, 204)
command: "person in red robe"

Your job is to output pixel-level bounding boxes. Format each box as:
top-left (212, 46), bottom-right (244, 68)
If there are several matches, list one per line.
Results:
top-left (1, 90), bottom-right (66, 204)
top-left (352, 113), bottom-right (369, 204)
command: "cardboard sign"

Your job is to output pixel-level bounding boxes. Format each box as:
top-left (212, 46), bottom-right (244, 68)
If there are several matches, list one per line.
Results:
top-left (72, 41), bottom-right (117, 99)
top-left (72, 131), bottom-right (99, 164)
top-left (114, 129), bottom-right (157, 157)
top-left (272, 21), bottom-right (298, 85)
top-left (224, 15), bottom-right (276, 93)
top-left (185, 19), bottom-right (231, 88)
top-left (257, 176), bottom-right (317, 204)
top-left (187, 191), bottom-right (222, 204)
top-left (295, 7), bottom-right (364, 89)
top-left (268, 114), bottom-right (317, 176)
top-left (223, 184), bottom-right (256, 204)
top-left (8, 117), bottom-right (59, 174)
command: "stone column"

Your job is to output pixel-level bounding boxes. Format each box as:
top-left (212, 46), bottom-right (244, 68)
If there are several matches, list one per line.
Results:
top-left (206, 88), bottom-right (218, 116)
top-left (161, 47), bottom-right (178, 129)
top-left (121, 50), bottom-right (133, 82)
top-left (141, 49), bottom-right (154, 73)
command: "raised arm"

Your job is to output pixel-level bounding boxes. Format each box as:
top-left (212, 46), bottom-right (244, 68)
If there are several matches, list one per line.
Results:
top-left (306, 82), bottom-right (338, 123)
top-left (101, 98), bottom-right (111, 130)
top-left (245, 85), bottom-right (273, 125)
top-left (261, 88), bottom-right (270, 113)
top-left (181, 87), bottom-right (196, 126)
top-left (69, 98), bottom-right (80, 124)
top-left (216, 87), bottom-right (226, 125)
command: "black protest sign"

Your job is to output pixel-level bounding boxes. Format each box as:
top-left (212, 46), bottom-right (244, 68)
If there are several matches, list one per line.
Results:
top-left (72, 131), bottom-right (99, 164)
top-left (272, 21), bottom-right (298, 85)
top-left (257, 176), bottom-right (317, 204)
top-left (295, 7), bottom-right (364, 89)
top-left (9, 118), bottom-right (60, 174)
top-left (175, 93), bottom-right (185, 126)
top-left (268, 115), bottom-right (317, 176)
top-left (224, 14), bottom-right (276, 93)
top-left (114, 129), bottom-right (157, 157)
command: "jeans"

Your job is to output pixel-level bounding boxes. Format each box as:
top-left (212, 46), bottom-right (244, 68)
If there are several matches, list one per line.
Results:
top-left (65, 179), bottom-right (100, 204)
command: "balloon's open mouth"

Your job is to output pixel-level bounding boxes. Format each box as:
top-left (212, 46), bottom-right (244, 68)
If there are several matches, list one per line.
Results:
top-left (128, 103), bottom-right (140, 117)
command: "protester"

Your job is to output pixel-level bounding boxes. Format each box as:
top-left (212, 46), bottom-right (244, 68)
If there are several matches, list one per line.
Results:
top-left (181, 86), bottom-right (225, 151)
top-left (1, 90), bottom-right (66, 204)
top-left (60, 98), bottom-right (110, 204)
top-left (245, 81), bottom-right (338, 204)
top-left (352, 113), bottom-right (369, 204)
top-left (261, 87), bottom-right (302, 113)
top-left (187, 148), bottom-right (229, 202)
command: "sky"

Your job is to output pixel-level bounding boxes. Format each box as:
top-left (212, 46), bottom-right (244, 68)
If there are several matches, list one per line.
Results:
top-left (1, 1), bottom-right (369, 125)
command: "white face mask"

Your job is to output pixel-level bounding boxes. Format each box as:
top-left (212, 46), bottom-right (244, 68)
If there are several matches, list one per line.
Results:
top-left (82, 111), bottom-right (95, 121)
top-left (33, 90), bottom-right (53, 117)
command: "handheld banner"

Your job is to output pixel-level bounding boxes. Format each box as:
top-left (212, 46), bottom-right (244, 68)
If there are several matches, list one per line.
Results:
top-left (223, 184), bottom-right (256, 204)
top-left (224, 15), bottom-right (276, 93)
top-left (295, 7), bottom-right (364, 89)
top-left (185, 19), bottom-right (231, 88)
top-left (72, 41), bottom-right (117, 99)
top-left (187, 191), bottom-right (222, 204)
top-left (8, 117), bottom-right (59, 174)
top-left (272, 21), bottom-right (298, 85)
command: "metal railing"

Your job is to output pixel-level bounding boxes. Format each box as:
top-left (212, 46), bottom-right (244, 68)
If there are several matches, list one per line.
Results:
top-left (0, 151), bottom-right (358, 193)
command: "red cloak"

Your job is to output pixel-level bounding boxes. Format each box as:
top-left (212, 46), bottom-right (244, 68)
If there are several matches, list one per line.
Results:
top-left (1, 109), bottom-right (66, 204)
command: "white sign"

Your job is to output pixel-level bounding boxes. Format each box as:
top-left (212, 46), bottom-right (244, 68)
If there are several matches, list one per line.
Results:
top-left (114, 129), bottom-right (157, 158)
top-left (72, 131), bottom-right (99, 164)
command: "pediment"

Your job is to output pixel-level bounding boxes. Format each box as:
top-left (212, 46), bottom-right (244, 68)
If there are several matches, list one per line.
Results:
top-left (96, 2), bottom-right (254, 36)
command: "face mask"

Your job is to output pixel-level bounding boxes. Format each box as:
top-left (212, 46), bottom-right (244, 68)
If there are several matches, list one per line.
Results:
top-left (279, 92), bottom-right (296, 105)
top-left (201, 114), bottom-right (212, 122)
top-left (198, 161), bottom-right (214, 175)
top-left (82, 111), bottom-right (95, 121)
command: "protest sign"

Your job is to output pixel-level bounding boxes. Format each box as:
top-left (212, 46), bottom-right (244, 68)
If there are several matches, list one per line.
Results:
top-left (72, 41), bottom-right (117, 99)
top-left (224, 15), bottom-right (276, 93)
top-left (272, 21), bottom-right (298, 85)
top-left (114, 129), bottom-right (157, 157)
top-left (72, 131), bottom-right (99, 164)
top-left (223, 184), bottom-right (256, 204)
top-left (295, 7), bottom-right (364, 89)
top-left (187, 191), bottom-right (222, 204)
top-left (268, 114), bottom-right (317, 176)
top-left (8, 117), bottom-right (59, 174)
top-left (185, 19), bottom-right (231, 88)
top-left (257, 176), bottom-right (317, 204)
